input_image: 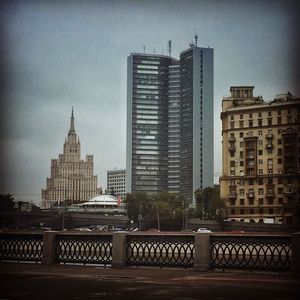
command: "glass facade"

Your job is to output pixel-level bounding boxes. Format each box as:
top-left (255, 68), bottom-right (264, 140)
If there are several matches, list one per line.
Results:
top-left (127, 46), bottom-right (214, 202)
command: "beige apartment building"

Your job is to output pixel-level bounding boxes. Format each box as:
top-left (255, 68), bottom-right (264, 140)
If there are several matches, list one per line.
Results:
top-left (42, 109), bottom-right (101, 209)
top-left (220, 87), bottom-right (300, 224)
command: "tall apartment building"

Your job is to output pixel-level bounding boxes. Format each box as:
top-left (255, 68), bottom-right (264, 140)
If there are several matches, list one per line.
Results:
top-left (126, 43), bottom-right (214, 205)
top-left (42, 109), bottom-right (100, 209)
top-left (220, 87), bottom-right (300, 224)
top-left (107, 169), bottom-right (126, 199)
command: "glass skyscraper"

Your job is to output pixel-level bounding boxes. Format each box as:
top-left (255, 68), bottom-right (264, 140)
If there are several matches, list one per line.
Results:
top-left (126, 44), bottom-right (214, 205)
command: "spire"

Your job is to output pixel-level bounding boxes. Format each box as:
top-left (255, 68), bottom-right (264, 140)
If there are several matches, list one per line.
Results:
top-left (69, 107), bottom-right (75, 134)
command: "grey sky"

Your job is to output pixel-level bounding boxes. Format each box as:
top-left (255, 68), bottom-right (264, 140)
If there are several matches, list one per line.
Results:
top-left (0, 0), bottom-right (299, 204)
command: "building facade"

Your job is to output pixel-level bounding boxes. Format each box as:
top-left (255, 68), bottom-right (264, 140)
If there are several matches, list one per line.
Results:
top-left (220, 87), bottom-right (300, 224)
top-left (107, 169), bottom-right (126, 199)
top-left (179, 46), bottom-right (214, 204)
top-left (42, 109), bottom-right (100, 209)
top-left (126, 43), bottom-right (214, 205)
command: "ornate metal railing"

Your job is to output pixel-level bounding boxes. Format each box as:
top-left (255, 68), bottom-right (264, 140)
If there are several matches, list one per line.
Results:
top-left (0, 233), bottom-right (43, 262)
top-left (126, 234), bottom-right (194, 268)
top-left (55, 233), bottom-right (112, 265)
top-left (210, 235), bottom-right (291, 271)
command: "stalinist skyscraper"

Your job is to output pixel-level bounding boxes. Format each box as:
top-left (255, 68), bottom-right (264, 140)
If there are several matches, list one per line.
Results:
top-left (42, 109), bottom-right (100, 209)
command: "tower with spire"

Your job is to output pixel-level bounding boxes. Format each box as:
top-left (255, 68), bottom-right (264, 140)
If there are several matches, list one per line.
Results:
top-left (42, 109), bottom-right (101, 209)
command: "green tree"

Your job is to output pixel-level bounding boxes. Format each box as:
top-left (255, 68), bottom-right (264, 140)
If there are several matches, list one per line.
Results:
top-left (126, 192), bottom-right (148, 222)
top-left (194, 186), bottom-right (225, 220)
top-left (0, 194), bottom-right (15, 210)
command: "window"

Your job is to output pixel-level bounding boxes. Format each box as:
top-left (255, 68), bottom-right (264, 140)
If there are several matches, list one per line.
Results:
top-left (278, 188), bottom-right (283, 194)
top-left (268, 111), bottom-right (272, 116)
top-left (249, 113), bottom-right (253, 118)
top-left (258, 159), bottom-right (263, 164)
top-left (240, 151), bottom-right (244, 158)
top-left (268, 119), bottom-right (272, 126)
top-left (258, 150), bottom-right (263, 155)
top-left (240, 142), bottom-right (244, 147)
top-left (240, 199), bottom-right (244, 205)
top-left (287, 116), bottom-right (292, 123)
top-left (231, 209), bottom-right (235, 215)
top-left (259, 198), bottom-right (264, 205)
top-left (230, 121), bottom-right (235, 129)
top-left (258, 169), bottom-right (263, 174)
top-left (278, 177), bottom-right (283, 184)
top-left (278, 198), bottom-right (283, 204)
top-left (240, 161), bottom-right (244, 166)
top-left (240, 209), bottom-right (244, 214)
top-left (258, 140), bottom-right (263, 146)
top-left (231, 115), bottom-right (234, 120)
top-left (277, 117), bottom-right (282, 125)
top-left (239, 132), bottom-right (244, 138)
top-left (249, 199), bottom-right (254, 205)
top-left (277, 148), bottom-right (282, 156)
top-left (258, 131), bottom-right (263, 136)
top-left (258, 119), bottom-right (262, 126)
top-left (258, 112), bottom-right (262, 117)
top-left (249, 120), bottom-right (253, 127)
top-left (278, 158), bottom-right (282, 164)
top-left (240, 189), bottom-right (244, 195)
top-left (239, 120), bottom-right (244, 128)
top-left (278, 139), bottom-right (282, 145)
top-left (258, 188), bottom-right (264, 195)
top-left (240, 114), bottom-right (243, 119)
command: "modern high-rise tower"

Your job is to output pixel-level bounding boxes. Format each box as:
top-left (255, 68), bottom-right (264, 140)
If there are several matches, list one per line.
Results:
top-left (126, 43), bottom-right (214, 205)
top-left (180, 46), bottom-right (214, 204)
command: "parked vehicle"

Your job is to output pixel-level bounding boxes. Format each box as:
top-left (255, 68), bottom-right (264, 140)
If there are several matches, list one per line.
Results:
top-left (197, 228), bottom-right (212, 233)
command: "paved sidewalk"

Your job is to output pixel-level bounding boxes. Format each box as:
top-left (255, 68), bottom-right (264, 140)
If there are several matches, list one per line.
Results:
top-left (0, 263), bottom-right (299, 299)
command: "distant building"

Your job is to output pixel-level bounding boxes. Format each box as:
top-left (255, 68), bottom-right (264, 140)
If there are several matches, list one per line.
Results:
top-left (107, 169), bottom-right (126, 199)
top-left (42, 109), bottom-right (101, 209)
top-left (126, 41), bottom-right (214, 205)
top-left (220, 87), bottom-right (300, 224)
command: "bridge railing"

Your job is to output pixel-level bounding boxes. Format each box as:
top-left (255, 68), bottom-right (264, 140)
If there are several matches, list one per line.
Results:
top-left (210, 234), bottom-right (292, 271)
top-left (0, 232), bottom-right (43, 263)
top-left (1, 231), bottom-right (299, 273)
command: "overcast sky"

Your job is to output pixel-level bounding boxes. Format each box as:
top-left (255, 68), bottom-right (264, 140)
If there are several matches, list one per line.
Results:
top-left (0, 0), bottom-right (299, 204)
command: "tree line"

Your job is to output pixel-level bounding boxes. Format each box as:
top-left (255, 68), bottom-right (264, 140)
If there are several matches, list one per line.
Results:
top-left (125, 186), bottom-right (225, 230)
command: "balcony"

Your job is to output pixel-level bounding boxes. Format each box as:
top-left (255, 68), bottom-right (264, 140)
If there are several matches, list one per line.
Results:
top-left (228, 192), bottom-right (237, 199)
top-left (265, 144), bottom-right (274, 150)
top-left (266, 133), bottom-right (273, 139)
top-left (228, 136), bottom-right (236, 142)
top-left (247, 191), bottom-right (255, 198)
top-left (265, 191), bottom-right (274, 198)
top-left (228, 146), bottom-right (236, 152)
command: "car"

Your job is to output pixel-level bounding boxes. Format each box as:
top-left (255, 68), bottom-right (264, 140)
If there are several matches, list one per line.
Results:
top-left (197, 228), bottom-right (212, 233)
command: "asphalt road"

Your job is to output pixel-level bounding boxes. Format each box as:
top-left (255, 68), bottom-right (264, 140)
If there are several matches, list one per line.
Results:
top-left (0, 263), bottom-right (299, 300)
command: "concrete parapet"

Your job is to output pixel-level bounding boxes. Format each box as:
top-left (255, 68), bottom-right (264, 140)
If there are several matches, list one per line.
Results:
top-left (111, 232), bottom-right (127, 268)
top-left (42, 231), bottom-right (57, 264)
top-left (194, 233), bottom-right (211, 270)
top-left (291, 232), bottom-right (300, 274)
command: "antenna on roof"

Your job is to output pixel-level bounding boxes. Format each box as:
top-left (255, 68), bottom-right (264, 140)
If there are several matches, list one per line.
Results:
top-left (168, 40), bottom-right (172, 57)
top-left (143, 45), bottom-right (146, 53)
top-left (195, 33), bottom-right (198, 46)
